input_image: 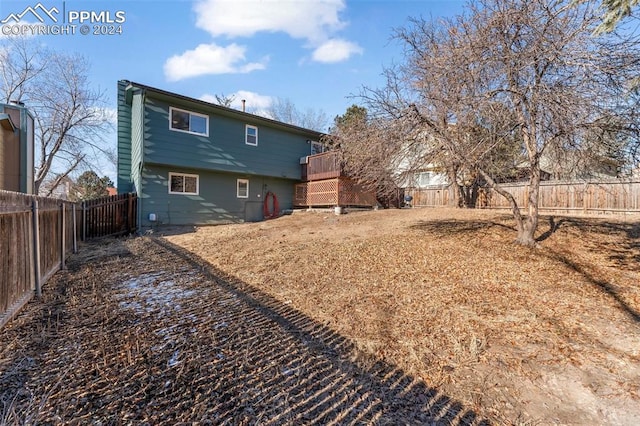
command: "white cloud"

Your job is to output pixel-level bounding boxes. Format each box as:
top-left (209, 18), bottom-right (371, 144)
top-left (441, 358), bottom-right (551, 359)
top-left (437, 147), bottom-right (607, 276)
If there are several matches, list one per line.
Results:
top-left (201, 90), bottom-right (273, 115)
top-left (312, 38), bottom-right (363, 63)
top-left (165, 0), bottom-right (357, 81)
top-left (164, 42), bottom-right (267, 81)
top-left (200, 90), bottom-right (273, 110)
top-left (199, 94), bottom-right (219, 104)
top-left (192, 0), bottom-right (360, 64)
top-left (230, 90), bottom-right (273, 110)
top-left (193, 0), bottom-right (346, 44)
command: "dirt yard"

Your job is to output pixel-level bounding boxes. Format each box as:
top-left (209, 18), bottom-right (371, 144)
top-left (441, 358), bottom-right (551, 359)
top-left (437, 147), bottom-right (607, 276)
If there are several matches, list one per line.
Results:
top-left (0, 207), bottom-right (639, 424)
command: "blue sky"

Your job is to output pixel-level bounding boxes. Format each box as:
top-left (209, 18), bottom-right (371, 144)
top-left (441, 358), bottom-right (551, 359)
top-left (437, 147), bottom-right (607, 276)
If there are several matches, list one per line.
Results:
top-left (1, 0), bottom-right (466, 183)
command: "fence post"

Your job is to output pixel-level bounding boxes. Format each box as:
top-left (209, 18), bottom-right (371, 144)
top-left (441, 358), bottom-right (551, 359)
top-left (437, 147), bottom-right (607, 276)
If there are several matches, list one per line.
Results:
top-left (82, 201), bottom-right (87, 241)
top-left (583, 182), bottom-right (588, 214)
top-left (72, 204), bottom-right (77, 253)
top-left (60, 203), bottom-right (66, 270)
top-left (32, 199), bottom-right (41, 298)
top-left (127, 193), bottom-right (133, 234)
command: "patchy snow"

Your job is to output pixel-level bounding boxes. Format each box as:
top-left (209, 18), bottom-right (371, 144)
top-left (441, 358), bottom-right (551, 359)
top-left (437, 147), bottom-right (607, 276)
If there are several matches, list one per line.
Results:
top-left (116, 272), bottom-right (199, 316)
top-left (168, 350), bottom-right (181, 367)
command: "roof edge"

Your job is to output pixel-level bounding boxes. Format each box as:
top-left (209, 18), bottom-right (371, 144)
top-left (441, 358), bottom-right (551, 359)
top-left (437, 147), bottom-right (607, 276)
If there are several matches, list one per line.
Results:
top-left (119, 80), bottom-right (325, 138)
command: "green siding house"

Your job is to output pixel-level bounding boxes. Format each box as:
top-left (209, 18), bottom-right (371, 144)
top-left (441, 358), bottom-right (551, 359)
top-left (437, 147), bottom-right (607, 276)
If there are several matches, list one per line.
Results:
top-left (117, 81), bottom-right (323, 228)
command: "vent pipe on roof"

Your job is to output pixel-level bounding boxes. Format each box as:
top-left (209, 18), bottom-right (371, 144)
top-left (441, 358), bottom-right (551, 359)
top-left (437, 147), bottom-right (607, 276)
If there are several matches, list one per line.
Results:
top-left (9, 99), bottom-right (25, 106)
top-left (241, 99), bottom-right (246, 112)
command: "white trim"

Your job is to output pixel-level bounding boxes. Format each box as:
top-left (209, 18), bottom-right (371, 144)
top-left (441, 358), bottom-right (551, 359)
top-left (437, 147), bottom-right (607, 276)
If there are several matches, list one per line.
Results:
top-left (237, 178), bottom-right (249, 198)
top-left (245, 124), bottom-right (258, 146)
top-left (169, 106), bottom-right (209, 137)
top-left (168, 172), bottom-right (200, 195)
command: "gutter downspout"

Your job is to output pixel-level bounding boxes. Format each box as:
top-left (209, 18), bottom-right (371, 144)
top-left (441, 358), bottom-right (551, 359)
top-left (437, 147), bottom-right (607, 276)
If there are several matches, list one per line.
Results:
top-left (137, 89), bottom-right (146, 234)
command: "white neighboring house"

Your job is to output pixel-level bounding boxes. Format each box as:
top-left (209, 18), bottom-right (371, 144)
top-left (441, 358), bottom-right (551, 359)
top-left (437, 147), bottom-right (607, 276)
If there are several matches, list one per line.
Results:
top-left (39, 176), bottom-right (73, 199)
top-left (392, 131), bottom-right (451, 189)
top-left (539, 150), bottom-right (619, 181)
top-left (412, 168), bottom-right (449, 187)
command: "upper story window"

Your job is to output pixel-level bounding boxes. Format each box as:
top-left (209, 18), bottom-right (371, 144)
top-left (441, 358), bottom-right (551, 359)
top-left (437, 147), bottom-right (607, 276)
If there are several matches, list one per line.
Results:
top-left (169, 172), bottom-right (199, 195)
top-left (170, 107), bottom-right (209, 136)
top-left (310, 141), bottom-right (325, 155)
top-left (245, 125), bottom-right (258, 146)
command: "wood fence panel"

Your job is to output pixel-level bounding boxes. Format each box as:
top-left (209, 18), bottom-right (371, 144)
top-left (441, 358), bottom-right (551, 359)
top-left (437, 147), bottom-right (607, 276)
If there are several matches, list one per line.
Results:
top-left (407, 186), bottom-right (456, 207)
top-left (83, 193), bottom-right (137, 239)
top-left (1, 191), bottom-right (137, 328)
top-left (64, 203), bottom-right (75, 253)
top-left (409, 180), bottom-right (640, 213)
top-left (1, 191), bottom-right (34, 328)
top-left (0, 194), bottom-right (32, 319)
top-left (37, 197), bottom-right (64, 285)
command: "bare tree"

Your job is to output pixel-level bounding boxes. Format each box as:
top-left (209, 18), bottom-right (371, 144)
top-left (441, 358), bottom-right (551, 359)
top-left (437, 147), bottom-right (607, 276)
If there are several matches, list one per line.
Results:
top-left (352, 0), bottom-right (640, 246)
top-left (329, 107), bottom-right (409, 201)
top-left (267, 97), bottom-right (329, 132)
top-left (0, 39), bottom-right (47, 104)
top-left (213, 93), bottom-right (236, 108)
top-left (587, 0), bottom-right (640, 32)
top-left (0, 37), bottom-right (111, 195)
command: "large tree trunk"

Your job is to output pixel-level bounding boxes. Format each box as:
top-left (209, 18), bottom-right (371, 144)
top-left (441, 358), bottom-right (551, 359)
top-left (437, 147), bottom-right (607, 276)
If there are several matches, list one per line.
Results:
top-left (515, 217), bottom-right (537, 246)
top-left (448, 164), bottom-right (479, 208)
top-left (515, 162), bottom-right (542, 246)
top-left (447, 165), bottom-right (463, 208)
top-left (477, 167), bottom-right (539, 246)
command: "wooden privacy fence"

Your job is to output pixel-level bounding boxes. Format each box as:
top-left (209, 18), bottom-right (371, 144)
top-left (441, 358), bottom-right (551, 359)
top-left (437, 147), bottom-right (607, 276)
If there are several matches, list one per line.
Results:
top-left (83, 193), bottom-right (137, 239)
top-left (1, 191), bottom-right (137, 329)
top-left (406, 180), bottom-right (640, 213)
top-left (1, 190), bottom-right (77, 329)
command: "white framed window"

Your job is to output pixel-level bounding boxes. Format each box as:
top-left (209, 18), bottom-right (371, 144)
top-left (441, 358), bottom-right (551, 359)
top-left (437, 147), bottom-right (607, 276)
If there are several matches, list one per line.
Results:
top-left (311, 141), bottom-right (324, 155)
top-left (418, 172), bottom-right (433, 187)
top-left (237, 179), bottom-right (249, 198)
top-left (169, 172), bottom-right (199, 195)
top-left (169, 107), bottom-right (209, 136)
top-left (245, 124), bottom-right (258, 146)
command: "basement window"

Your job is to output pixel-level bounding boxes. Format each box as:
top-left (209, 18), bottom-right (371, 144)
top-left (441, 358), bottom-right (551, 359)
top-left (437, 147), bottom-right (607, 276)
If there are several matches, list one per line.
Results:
top-left (169, 172), bottom-right (199, 195)
top-left (245, 125), bottom-right (258, 146)
top-left (237, 179), bottom-right (249, 198)
top-left (170, 107), bottom-right (209, 136)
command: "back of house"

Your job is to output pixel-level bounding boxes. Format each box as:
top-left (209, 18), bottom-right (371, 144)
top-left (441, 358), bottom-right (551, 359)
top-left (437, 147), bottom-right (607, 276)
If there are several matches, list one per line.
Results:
top-left (117, 80), bottom-right (323, 229)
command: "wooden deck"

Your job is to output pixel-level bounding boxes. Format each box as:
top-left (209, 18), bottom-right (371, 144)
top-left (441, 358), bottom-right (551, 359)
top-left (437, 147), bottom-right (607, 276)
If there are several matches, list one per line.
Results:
top-left (294, 177), bottom-right (377, 208)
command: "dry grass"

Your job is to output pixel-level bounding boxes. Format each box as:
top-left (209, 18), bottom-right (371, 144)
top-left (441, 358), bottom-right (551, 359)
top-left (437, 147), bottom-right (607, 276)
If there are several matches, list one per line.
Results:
top-left (0, 207), bottom-right (638, 424)
top-left (164, 208), bottom-right (640, 424)
top-left (0, 231), bottom-right (488, 425)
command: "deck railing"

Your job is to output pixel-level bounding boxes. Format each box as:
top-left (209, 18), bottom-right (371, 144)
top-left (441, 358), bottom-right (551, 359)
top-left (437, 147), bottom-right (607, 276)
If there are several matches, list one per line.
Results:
top-left (302, 151), bottom-right (343, 182)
